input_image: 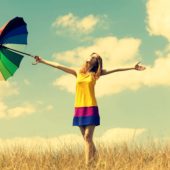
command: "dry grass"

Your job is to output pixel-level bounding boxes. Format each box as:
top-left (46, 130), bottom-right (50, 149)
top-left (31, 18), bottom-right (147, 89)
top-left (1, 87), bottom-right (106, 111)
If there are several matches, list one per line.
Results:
top-left (0, 139), bottom-right (170, 170)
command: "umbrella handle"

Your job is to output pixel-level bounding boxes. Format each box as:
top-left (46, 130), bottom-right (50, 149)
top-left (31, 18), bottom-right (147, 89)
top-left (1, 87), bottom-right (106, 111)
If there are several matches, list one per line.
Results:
top-left (32, 56), bottom-right (43, 65)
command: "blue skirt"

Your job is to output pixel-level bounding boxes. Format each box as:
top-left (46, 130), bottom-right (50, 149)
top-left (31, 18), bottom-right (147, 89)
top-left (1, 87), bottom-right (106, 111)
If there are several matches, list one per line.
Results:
top-left (73, 106), bottom-right (100, 126)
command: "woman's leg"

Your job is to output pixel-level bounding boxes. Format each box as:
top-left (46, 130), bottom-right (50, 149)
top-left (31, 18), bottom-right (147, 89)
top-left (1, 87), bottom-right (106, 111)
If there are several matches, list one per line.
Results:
top-left (79, 126), bottom-right (85, 139)
top-left (84, 125), bottom-right (96, 165)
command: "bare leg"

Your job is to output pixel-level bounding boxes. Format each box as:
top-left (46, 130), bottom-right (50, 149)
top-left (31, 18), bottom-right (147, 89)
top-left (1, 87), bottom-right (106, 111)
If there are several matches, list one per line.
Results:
top-left (84, 125), bottom-right (96, 165)
top-left (79, 126), bottom-right (85, 139)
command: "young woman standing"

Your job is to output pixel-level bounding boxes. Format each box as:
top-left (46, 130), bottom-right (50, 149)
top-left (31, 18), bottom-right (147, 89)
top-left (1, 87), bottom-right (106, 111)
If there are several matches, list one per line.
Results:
top-left (34, 52), bottom-right (145, 166)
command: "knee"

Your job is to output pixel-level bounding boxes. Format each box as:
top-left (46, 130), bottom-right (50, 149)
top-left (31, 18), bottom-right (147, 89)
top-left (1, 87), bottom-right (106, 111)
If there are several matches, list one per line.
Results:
top-left (84, 133), bottom-right (92, 143)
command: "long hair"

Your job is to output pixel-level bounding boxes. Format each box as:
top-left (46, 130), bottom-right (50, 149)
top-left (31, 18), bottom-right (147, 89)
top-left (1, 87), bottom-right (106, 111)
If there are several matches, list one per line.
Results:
top-left (80, 52), bottom-right (103, 80)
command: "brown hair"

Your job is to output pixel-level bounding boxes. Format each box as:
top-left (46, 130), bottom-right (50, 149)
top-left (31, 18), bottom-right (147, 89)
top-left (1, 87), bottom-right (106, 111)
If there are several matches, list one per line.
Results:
top-left (80, 52), bottom-right (103, 80)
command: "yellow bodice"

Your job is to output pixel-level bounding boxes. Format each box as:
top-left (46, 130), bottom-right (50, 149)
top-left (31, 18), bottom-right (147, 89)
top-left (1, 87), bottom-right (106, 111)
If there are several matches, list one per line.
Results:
top-left (74, 71), bottom-right (97, 107)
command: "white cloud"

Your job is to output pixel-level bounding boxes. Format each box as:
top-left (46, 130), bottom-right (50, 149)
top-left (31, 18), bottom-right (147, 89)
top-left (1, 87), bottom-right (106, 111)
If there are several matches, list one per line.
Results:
top-left (52, 13), bottom-right (105, 35)
top-left (0, 81), bottom-right (54, 119)
top-left (0, 128), bottom-right (147, 152)
top-left (7, 103), bottom-right (36, 118)
top-left (142, 54), bottom-right (170, 87)
top-left (0, 81), bottom-right (19, 99)
top-left (146, 0), bottom-right (170, 41)
top-left (53, 74), bottom-right (76, 93)
top-left (0, 81), bottom-right (36, 119)
top-left (0, 101), bottom-right (36, 119)
top-left (52, 36), bottom-right (143, 97)
top-left (52, 36), bottom-right (170, 97)
top-left (34, 100), bottom-right (54, 112)
top-left (99, 128), bottom-right (146, 145)
top-left (53, 72), bottom-right (145, 97)
top-left (0, 100), bottom-right (8, 118)
top-left (53, 53), bottom-right (170, 97)
top-left (0, 135), bottom-right (83, 153)
top-left (53, 36), bottom-right (141, 68)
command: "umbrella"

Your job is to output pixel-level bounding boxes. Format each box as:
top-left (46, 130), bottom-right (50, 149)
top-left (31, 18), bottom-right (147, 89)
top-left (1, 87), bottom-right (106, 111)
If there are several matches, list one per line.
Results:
top-left (0, 17), bottom-right (34, 81)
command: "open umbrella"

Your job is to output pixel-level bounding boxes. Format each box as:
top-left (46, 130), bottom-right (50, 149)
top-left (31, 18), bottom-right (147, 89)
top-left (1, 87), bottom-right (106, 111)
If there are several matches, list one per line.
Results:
top-left (0, 17), bottom-right (34, 81)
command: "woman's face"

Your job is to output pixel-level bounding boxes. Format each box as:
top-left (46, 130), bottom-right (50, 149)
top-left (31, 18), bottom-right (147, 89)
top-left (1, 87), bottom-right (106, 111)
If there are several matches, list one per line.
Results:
top-left (81, 53), bottom-right (101, 73)
top-left (86, 53), bottom-right (98, 65)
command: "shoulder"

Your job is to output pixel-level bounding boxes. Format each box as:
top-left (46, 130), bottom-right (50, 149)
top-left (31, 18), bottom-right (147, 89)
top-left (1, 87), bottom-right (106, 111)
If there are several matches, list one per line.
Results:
top-left (72, 68), bottom-right (80, 77)
top-left (89, 72), bottom-right (98, 81)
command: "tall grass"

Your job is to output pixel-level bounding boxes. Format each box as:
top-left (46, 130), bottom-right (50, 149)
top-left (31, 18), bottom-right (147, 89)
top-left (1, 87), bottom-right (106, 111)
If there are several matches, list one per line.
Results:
top-left (0, 138), bottom-right (170, 170)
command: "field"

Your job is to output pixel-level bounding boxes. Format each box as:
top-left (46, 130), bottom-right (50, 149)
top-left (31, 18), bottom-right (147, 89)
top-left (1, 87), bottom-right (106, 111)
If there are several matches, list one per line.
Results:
top-left (0, 138), bottom-right (170, 170)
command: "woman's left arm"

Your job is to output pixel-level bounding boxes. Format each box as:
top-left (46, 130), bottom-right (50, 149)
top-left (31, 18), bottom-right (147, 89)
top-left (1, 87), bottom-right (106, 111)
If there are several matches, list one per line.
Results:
top-left (101, 62), bottom-right (146, 76)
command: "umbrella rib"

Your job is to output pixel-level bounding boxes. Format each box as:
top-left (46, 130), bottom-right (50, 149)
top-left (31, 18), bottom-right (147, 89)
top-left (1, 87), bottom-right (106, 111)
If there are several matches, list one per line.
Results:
top-left (0, 45), bottom-right (34, 57)
top-left (0, 17), bottom-right (30, 81)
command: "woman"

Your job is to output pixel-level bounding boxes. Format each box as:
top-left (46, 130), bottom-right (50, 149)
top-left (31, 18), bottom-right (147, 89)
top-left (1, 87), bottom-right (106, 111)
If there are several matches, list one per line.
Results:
top-left (34, 53), bottom-right (145, 165)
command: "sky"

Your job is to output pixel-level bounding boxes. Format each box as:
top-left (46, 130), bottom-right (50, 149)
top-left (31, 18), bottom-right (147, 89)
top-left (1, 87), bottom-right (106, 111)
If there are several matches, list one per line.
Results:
top-left (0, 0), bottom-right (170, 142)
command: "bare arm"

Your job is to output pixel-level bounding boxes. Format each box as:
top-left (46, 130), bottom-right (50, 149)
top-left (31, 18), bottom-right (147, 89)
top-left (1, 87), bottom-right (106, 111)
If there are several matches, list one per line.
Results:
top-left (101, 67), bottom-right (134, 76)
top-left (101, 62), bottom-right (146, 76)
top-left (34, 56), bottom-right (77, 76)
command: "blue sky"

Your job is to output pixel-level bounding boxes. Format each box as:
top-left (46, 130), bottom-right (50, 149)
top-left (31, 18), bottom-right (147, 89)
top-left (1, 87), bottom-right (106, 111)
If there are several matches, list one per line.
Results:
top-left (0, 0), bottom-right (170, 141)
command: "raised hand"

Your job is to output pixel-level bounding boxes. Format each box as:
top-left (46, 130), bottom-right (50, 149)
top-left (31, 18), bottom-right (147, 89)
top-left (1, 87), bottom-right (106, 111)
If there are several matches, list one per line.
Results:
top-left (34, 56), bottom-right (43, 62)
top-left (134, 62), bottom-right (146, 71)
top-left (32, 56), bottom-right (43, 65)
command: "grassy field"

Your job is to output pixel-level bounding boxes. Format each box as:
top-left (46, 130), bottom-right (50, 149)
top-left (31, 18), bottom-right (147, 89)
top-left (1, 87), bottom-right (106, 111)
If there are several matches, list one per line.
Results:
top-left (0, 138), bottom-right (170, 170)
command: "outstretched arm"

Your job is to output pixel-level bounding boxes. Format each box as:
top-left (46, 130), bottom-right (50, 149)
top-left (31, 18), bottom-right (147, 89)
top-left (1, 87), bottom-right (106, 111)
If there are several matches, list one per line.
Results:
top-left (101, 62), bottom-right (146, 76)
top-left (34, 56), bottom-right (77, 77)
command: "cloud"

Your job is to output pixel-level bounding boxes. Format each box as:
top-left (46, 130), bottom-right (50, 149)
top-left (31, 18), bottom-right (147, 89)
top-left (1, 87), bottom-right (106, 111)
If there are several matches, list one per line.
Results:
top-left (54, 71), bottom-right (145, 97)
top-left (0, 80), bottom-right (52, 119)
top-left (34, 100), bottom-right (54, 112)
top-left (0, 81), bottom-right (19, 118)
top-left (0, 128), bottom-right (147, 152)
top-left (53, 36), bottom-right (141, 68)
top-left (146, 0), bottom-right (170, 41)
top-left (99, 128), bottom-right (146, 146)
top-left (0, 100), bottom-right (8, 118)
top-left (0, 101), bottom-right (36, 119)
top-left (0, 81), bottom-right (37, 119)
top-left (52, 36), bottom-right (170, 97)
top-left (0, 81), bottom-right (19, 99)
top-left (52, 36), bottom-right (143, 97)
top-left (142, 52), bottom-right (170, 86)
top-left (6, 102), bottom-right (54, 118)
top-left (53, 75), bottom-right (76, 93)
top-left (7, 103), bottom-right (36, 118)
top-left (54, 53), bottom-right (170, 97)
top-left (52, 13), bottom-right (106, 36)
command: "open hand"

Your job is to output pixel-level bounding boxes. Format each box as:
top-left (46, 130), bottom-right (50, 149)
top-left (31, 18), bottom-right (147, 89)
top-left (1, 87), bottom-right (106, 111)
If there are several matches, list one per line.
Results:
top-left (134, 62), bottom-right (146, 71)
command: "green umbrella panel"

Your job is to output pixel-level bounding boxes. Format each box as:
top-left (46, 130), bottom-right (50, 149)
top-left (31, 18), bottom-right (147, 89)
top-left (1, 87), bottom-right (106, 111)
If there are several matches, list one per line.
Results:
top-left (0, 47), bottom-right (23, 80)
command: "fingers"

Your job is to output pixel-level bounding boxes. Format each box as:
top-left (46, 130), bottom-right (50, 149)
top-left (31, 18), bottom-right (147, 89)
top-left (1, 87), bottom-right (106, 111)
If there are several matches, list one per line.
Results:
top-left (142, 67), bottom-right (146, 70)
top-left (134, 61), bottom-right (146, 70)
top-left (136, 61), bottom-right (141, 65)
top-left (34, 56), bottom-right (40, 60)
top-left (138, 66), bottom-right (146, 71)
top-left (139, 66), bottom-right (143, 70)
top-left (34, 56), bottom-right (42, 62)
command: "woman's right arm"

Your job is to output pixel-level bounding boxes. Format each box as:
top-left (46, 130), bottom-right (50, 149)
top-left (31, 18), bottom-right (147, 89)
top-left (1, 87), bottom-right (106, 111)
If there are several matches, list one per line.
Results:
top-left (34, 56), bottom-right (77, 77)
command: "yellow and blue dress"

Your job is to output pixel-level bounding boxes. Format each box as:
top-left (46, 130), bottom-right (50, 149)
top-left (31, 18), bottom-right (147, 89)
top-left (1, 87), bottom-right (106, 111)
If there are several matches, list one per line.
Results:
top-left (73, 71), bottom-right (100, 126)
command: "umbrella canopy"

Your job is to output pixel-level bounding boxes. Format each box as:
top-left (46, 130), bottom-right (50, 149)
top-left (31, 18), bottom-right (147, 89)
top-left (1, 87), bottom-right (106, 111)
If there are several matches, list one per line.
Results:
top-left (0, 17), bottom-right (28, 80)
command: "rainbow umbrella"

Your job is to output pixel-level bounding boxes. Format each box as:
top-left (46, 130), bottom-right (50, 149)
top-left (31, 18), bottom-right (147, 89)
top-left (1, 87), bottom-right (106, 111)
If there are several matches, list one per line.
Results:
top-left (0, 17), bottom-right (34, 81)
